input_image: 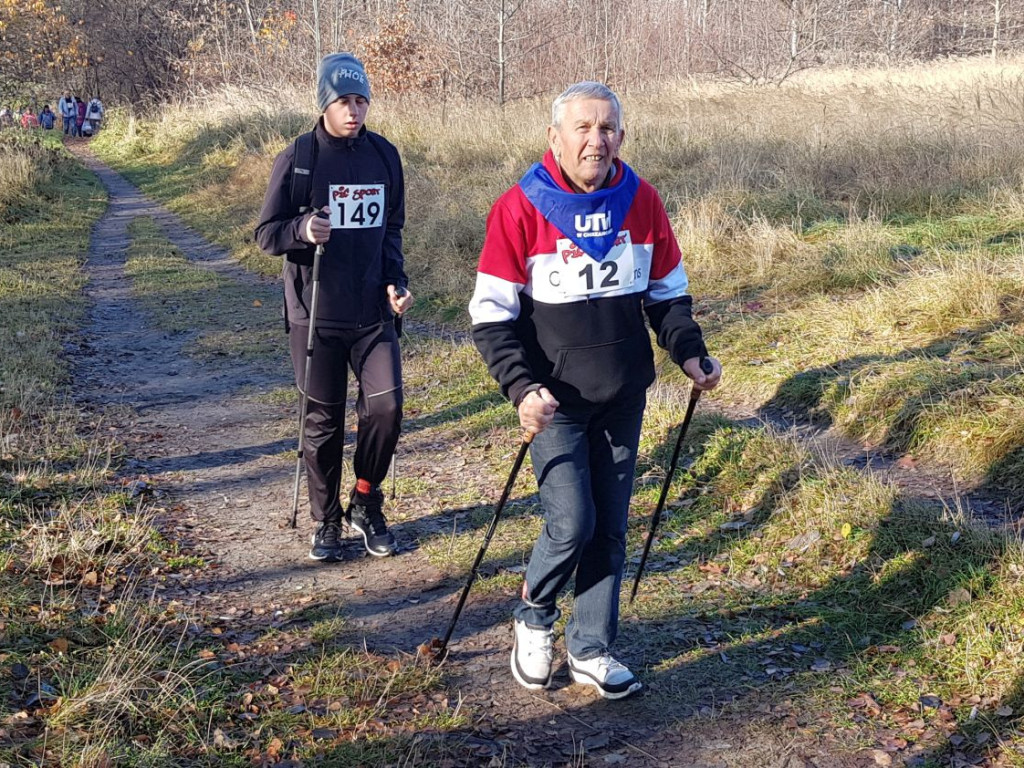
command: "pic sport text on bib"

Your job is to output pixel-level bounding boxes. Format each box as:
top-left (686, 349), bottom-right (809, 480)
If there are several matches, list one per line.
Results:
top-left (329, 184), bottom-right (386, 229)
top-left (553, 231), bottom-right (636, 297)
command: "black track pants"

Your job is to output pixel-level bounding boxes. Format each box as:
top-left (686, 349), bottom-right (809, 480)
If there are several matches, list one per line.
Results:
top-left (289, 321), bottom-right (403, 522)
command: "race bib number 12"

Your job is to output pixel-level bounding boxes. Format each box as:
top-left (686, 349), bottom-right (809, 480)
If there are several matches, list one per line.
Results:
top-left (329, 184), bottom-right (386, 229)
top-left (556, 231), bottom-right (636, 297)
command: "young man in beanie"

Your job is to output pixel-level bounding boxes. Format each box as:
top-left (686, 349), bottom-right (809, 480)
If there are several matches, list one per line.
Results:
top-left (256, 53), bottom-right (413, 562)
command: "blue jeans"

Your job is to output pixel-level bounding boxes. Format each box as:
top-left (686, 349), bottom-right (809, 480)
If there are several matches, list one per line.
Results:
top-left (514, 391), bottom-right (645, 660)
top-left (62, 116), bottom-right (72, 134)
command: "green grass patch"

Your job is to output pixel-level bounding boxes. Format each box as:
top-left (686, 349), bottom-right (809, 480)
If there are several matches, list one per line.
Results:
top-left (124, 217), bottom-right (286, 367)
top-left (0, 133), bottom-right (105, 409)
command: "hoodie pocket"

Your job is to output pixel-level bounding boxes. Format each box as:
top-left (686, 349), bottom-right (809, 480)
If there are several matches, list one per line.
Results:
top-left (550, 331), bottom-right (654, 403)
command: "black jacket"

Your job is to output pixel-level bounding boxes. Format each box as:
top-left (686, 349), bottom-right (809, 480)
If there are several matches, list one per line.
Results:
top-left (255, 119), bottom-right (406, 329)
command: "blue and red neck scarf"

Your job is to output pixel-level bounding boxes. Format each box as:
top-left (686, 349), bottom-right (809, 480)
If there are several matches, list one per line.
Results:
top-left (518, 156), bottom-right (639, 261)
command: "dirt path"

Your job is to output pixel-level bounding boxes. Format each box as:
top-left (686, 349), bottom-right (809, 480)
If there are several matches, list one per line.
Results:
top-left (66, 146), bottom-right (983, 767)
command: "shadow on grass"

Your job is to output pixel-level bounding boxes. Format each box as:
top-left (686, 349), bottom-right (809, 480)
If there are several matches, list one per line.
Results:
top-left (758, 323), bottom-right (1024, 503)
top-left (402, 390), bottom-right (507, 434)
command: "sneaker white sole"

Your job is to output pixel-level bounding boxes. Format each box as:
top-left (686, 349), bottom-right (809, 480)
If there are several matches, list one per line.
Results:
top-left (309, 533), bottom-right (341, 562)
top-left (510, 645), bottom-right (553, 690)
top-left (569, 665), bottom-right (643, 700)
top-left (307, 551), bottom-right (341, 561)
top-left (349, 520), bottom-right (396, 558)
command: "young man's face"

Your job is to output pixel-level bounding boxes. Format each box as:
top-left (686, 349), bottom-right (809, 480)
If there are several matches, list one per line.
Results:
top-left (324, 94), bottom-right (369, 139)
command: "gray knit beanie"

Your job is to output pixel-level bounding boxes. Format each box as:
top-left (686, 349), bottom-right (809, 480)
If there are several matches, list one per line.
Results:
top-left (317, 53), bottom-right (371, 112)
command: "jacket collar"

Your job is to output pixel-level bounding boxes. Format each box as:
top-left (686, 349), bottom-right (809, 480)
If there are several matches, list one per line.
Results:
top-left (316, 117), bottom-right (368, 149)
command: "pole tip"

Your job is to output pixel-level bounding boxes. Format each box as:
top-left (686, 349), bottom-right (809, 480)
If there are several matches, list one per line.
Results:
top-left (416, 637), bottom-right (446, 665)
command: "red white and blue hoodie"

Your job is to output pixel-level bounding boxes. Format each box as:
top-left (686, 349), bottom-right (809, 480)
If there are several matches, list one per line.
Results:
top-left (470, 150), bottom-right (707, 408)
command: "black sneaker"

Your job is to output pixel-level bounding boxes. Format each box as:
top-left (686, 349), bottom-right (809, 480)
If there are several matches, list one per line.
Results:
top-left (346, 487), bottom-right (397, 557)
top-left (309, 518), bottom-right (344, 562)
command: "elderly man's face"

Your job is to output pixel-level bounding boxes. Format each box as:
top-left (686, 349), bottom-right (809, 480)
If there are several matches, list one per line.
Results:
top-left (547, 98), bottom-right (623, 194)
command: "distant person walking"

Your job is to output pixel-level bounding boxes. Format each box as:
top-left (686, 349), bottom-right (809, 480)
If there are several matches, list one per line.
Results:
top-left (74, 97), bottom-right (86, 138)
top-left (86, 96), bottom-right (104, 132)
top-left (39, 105), bottom-right (56, 130)
top-left (255, 53), bottom-right (413, 563)
top-left (58, 92), bottom-right (75, 135)
top-left (20, 108), bottom-right (39, 129)
top-left (0, 106), bottom-right (12, 129)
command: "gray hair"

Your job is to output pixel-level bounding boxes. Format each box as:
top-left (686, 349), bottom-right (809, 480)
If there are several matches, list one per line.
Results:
top-left (551, 82), bottom-right (623, 132)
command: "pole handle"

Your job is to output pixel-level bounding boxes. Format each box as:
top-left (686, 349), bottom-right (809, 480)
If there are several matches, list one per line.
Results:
top-left (393, 285), bottom-right (407, 337)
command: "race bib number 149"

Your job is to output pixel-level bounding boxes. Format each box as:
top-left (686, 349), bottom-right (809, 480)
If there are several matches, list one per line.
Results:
top-left (329, 184), bottom-right (385, 229)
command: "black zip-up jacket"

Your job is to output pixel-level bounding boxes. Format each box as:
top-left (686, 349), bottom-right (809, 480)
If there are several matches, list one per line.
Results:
top-left (255, 119), bottom-right (406, 329)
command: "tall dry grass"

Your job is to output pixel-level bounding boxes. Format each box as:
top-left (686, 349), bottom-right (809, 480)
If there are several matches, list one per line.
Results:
top-left (96, 55), bottom-right (1024, 312)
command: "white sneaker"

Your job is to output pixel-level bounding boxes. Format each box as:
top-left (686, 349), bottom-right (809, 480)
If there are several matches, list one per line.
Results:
top-left (568, 652), bottom-right (643, 700)
top-left (511, 619), bottom-right (554, 690)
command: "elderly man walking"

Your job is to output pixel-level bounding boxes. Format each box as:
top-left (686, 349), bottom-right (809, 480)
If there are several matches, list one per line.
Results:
top-left (469, 81), bottom-right (721, 699)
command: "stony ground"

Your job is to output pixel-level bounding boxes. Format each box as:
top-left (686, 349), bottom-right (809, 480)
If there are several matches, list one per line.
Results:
top-left (63, 146), bottom-right (1008, 768)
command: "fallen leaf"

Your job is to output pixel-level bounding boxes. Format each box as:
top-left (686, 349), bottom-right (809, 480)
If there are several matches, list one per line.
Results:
top-left (841, 523), bottom-right (852, 539)
top-left (212, 729), bottom-right (236, 750)
top-left (49, 638), bottom-right (69, 654)
top-left (947, 587), bottom-right (972, 607)
top-left (870, 749), bottom-right (892, 766)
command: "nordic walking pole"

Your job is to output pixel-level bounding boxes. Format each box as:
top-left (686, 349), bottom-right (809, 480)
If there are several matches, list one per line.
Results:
top-left (432, 431), bottom-right (534, 660)
top-left (390, 285), bottom-right (407, 501)
top-left (629, 357), bottom-right (714, 603)
top-left (290, 240), bottom-right (326, 529)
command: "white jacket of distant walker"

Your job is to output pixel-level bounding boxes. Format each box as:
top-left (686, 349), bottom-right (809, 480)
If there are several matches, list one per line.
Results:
top-left (86, 98), bottom-right (104, 120)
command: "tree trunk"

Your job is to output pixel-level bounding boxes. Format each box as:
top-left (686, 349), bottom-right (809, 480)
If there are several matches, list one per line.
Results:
top-left (498, 0), bottom-right (506, 105)
top-left (992, 0), bottom-right (1001, 59)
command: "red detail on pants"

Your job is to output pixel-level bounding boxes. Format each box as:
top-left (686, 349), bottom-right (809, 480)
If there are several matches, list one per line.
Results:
top-left (356, 478), bottom-right (372, 494)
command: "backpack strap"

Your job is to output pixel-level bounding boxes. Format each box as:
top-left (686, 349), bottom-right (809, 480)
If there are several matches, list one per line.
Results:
top-left (289, 128), bottom-right (395, 214)
top-left (289, 128), bottom-right (318, 213)
top-left (366, 132), bottom-right (396, 201)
